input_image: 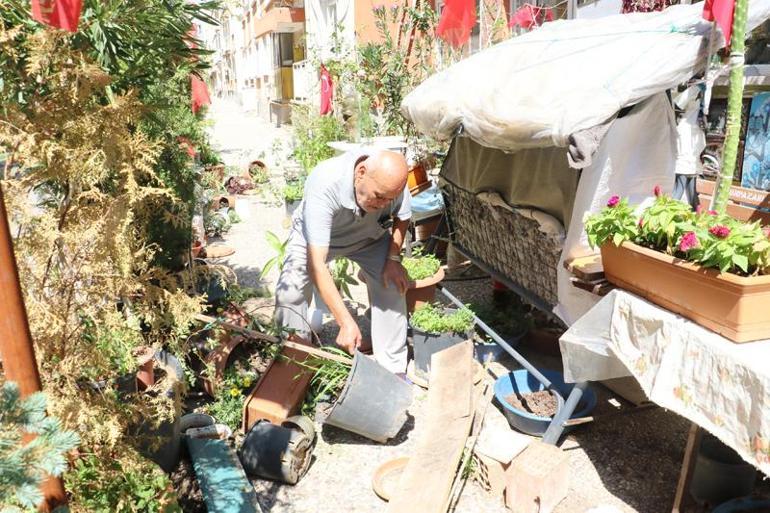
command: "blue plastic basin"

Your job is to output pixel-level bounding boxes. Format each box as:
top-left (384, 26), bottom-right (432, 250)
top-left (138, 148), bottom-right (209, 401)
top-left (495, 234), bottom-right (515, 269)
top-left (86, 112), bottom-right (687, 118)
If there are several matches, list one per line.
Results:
top-left (494, 369), bottom-right (597, 436)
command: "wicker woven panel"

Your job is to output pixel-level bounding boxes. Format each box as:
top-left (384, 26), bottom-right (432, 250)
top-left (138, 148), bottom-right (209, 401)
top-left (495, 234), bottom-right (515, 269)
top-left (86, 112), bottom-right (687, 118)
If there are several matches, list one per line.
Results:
top-left (442, 181), bottom-right (562, 307)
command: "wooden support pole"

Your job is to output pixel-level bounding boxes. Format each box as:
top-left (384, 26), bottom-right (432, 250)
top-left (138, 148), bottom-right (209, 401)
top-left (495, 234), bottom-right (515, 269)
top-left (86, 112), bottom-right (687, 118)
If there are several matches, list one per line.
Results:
top-left (0, 185), bottom-right (67, 511)
top-left (194, 313), bottom-right (354, 365)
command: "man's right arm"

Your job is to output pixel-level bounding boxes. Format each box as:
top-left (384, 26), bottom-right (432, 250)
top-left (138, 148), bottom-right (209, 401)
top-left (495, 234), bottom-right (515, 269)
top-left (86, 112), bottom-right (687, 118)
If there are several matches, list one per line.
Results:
top-left (307, 244), bottom-right (361, 353)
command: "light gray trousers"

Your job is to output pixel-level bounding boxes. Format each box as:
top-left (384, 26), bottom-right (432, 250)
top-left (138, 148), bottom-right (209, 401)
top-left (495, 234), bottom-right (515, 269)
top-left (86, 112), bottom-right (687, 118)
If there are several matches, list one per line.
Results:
top-left (274, 228), bottom-right (408, 374)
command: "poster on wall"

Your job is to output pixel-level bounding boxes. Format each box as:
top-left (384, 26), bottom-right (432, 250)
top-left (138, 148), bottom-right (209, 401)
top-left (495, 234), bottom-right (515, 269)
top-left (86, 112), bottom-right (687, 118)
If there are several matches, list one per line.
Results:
top-left (741, 92), bottom-right (770, 190)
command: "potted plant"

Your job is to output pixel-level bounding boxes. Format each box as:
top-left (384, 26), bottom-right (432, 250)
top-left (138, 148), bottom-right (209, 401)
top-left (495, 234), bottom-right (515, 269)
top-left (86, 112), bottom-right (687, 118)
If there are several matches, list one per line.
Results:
top-left (585, 187), bottom-right (770, 342)
top-left (248, 160), bottom-right (269, 184)
top-left (409, 303), bottom-right (475, 380)
top-left (402, 251), bottom-right (444, 313)
top-left (283, 179), bottom-right (304, 218)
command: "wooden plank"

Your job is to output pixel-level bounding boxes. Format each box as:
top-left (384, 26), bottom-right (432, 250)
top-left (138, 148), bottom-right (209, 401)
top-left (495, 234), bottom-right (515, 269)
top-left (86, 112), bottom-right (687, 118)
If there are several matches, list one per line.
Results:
top-left (195, 313), bottom-right (353, 365)
top-left (569, 277), bottom-right (614, 296)
top-left (563, 254), bottom-right (604, 281)
top-left (696, 178), bottom-right (770, 208)
top-left (446, 382), bottom-right (492, 511)
top-left (671, 423), bottom-right (702, 513)
top-left (387, 341), bottom-right (475, 513)
top-left (505, 441), bottom-right (570, 513)
top-left (697, 194), bottom-right (770, 225)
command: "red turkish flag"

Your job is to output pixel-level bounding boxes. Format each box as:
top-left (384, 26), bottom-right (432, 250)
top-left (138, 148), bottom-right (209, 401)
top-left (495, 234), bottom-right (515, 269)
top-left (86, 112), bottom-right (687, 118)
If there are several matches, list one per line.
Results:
top-left (703, 0), bottom-right (736, 48)
top-left (191, 75), bottom-right (211, 114)
top-left (509, 4), bottom-right (538, 29)
top-left (437, 0), bottom-right (477, 48)
top-left (31, 0), bottom-right (83, 32)
top-left (320, 64), bottom-right (333, 116)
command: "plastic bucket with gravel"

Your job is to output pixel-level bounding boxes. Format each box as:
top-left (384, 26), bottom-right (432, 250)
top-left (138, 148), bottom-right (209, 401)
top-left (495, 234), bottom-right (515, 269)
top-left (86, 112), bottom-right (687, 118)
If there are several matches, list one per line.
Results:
top-left (494, 368), bottom-right (596, 437)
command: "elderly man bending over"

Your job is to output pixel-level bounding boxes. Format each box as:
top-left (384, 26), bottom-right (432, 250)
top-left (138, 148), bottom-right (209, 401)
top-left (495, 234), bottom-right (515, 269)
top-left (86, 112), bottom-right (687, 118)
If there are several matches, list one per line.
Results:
top-left (274, 149), bottom-right (412, 375)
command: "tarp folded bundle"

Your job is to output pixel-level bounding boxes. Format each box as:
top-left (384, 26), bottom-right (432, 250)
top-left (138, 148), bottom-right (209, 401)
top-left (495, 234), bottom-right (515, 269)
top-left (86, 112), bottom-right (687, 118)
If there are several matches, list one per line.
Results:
top-left (401, 1), bottom-right (770, 154)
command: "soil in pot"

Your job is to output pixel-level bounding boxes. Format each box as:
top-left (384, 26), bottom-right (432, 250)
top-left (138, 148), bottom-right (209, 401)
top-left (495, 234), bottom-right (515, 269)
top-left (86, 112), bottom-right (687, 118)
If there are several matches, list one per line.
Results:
top-left (505, 390), bottom-right (559, 418)
top-left (504, 389), bottom-right (588, 418)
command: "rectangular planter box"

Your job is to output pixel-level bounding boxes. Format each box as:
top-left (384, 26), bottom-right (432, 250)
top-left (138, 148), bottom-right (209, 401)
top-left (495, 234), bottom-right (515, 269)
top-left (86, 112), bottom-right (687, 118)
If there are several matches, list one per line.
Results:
top-left (241, 335), bottom-right (313, 431)
top-left (601, 242), bottom-right (770, 343)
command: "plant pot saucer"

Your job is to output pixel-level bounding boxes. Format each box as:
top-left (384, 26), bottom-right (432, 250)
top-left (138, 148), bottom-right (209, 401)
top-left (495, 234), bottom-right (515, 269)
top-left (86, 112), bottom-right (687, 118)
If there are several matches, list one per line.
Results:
top-left (407, 266), bottom-right (445, 290)
top-left (372, 457), bottom-right (410, 501)
top-left (202, 244), bottom-right (235, 258)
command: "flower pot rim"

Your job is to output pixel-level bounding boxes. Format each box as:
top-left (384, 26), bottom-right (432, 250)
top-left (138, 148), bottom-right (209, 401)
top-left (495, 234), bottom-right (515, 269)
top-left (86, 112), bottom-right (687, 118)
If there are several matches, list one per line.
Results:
top-left (407, 266), bottom-right (445, 289)
top-left (608, 241), bottom-right (770, 286)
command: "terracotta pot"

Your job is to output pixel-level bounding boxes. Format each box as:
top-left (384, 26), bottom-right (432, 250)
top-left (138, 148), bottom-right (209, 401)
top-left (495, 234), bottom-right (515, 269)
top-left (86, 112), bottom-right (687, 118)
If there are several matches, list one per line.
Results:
top-left (242, 334), bottom-right (314, 431)
top-left (206, 164), bottom-right (226, 183)
top-left (601, 241), bottom-right (770, 342)
top-left (407, 162), bottom-right (431, 196)
top-left (406, 267), bottom-right (445, 314)
top-left (211, 194), bottom-right (236, 210)
top-left (191, 240), bottom-right (204, 259)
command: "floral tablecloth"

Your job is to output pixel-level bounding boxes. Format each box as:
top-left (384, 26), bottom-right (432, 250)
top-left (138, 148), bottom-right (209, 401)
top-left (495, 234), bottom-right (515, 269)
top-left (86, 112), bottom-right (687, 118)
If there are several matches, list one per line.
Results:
top-left (560, 289), bottom-right (770, 475)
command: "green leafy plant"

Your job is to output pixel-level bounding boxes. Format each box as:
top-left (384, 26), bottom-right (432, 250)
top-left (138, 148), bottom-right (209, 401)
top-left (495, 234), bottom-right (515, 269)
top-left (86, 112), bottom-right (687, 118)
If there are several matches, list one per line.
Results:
top-left (295, 347), bottom-right (353, 418)
top-left (65, 452), bottom-right (181, 513)
top-left (585, 188), bottom-right (770, 275)
top-left (584, 195), bottom-right (639, 249)
top-left (290, 103), bottom-right (347, 173)
top-left (228, 209), bottom-right (241, 224)
top-left (469, 300), bottom-right (532, 339)
top-left (260, 231), bottom-right (290, 279)
top-left (283, 180), bottom-right (305, 203)
top-left (204, 365), bottom-right (259, 432)
top-left (330, 257), bottom-right (359, 300)
top-left (249, 165), bottom-right (269, 185)
top-left (402, 252), bottom-right (441, 281)
top-left (0, 382), bottom-right (80, 511)
top-left (204, 209), bottom-right (232, 237)
top-left (410, 303), bottom-right (475, 334)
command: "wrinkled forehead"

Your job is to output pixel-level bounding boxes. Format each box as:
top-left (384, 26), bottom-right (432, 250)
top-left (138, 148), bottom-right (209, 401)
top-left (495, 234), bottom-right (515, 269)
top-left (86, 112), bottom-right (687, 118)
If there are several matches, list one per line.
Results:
top-left (367, 170), bottom-right (406, 199)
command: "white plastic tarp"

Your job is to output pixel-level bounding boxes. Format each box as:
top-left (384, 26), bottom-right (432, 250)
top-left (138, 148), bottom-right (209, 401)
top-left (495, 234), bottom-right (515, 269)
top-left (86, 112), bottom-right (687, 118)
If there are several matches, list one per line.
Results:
top-left (556, 92), bottom-right (677, 325)
top-left (401, 0), bottom-right (770, 153)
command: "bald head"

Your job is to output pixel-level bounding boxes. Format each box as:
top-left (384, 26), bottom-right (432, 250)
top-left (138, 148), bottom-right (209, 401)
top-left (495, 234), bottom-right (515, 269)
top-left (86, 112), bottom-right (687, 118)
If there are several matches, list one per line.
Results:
top-left (353, 150), bottom-right (409, 213)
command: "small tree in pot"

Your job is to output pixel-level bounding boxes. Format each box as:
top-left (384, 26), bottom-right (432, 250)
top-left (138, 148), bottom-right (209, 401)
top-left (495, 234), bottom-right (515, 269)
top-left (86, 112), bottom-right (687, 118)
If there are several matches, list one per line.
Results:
top-left (409, 303), bottom-right (475, 381)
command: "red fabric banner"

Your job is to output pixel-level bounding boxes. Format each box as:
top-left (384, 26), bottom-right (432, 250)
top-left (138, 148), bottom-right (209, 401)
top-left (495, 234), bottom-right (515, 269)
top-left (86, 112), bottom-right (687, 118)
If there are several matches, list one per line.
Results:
top-left (509, 4), bottom-right (554, 30)
top-left (191, 75), bottom-right (211, 114)
top-left (703, 0), bottom-right (736, 48)
top-left (31, 0), bottom-right (83, 32)
top-left (320, 64), bottom-right (333, 116)
top-left (436, 0), bottom-right (477, 48)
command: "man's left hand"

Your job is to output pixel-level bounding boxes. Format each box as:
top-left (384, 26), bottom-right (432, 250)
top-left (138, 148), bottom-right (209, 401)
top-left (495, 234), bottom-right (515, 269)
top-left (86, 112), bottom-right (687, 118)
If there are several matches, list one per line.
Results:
top-left (382, 259), bottom-right (409, 295)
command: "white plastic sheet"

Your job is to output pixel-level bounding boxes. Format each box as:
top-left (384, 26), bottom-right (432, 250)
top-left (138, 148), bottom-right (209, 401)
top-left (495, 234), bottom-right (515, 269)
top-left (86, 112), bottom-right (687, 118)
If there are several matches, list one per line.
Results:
top-left (555, 93), bottom-right (677, 324)
top-left (401, 1), bottom-right (770, 153)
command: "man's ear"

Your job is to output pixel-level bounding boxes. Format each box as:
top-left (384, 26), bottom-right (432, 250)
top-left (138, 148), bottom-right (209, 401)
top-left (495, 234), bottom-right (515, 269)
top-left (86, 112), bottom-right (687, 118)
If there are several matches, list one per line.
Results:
top-left (355, 161), bottom-right (367, 179)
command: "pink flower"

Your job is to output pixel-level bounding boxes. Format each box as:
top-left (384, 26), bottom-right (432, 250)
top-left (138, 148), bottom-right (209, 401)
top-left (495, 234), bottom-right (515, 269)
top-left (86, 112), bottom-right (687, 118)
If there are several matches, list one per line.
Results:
top-left (708, 210), bottom-right (718, 216)
top-left (638, 217), bottom-right (644, 227)
top-left (654, 185), bottom-right (661, 197)
top-left (679, 232), bottom-right (699, 252)
top-left (709, 225), bottom-right (731, 238)
top-left (696, 204), bottom-right (704, 214)
top-left (607, 195), bottom-right (620, 208)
